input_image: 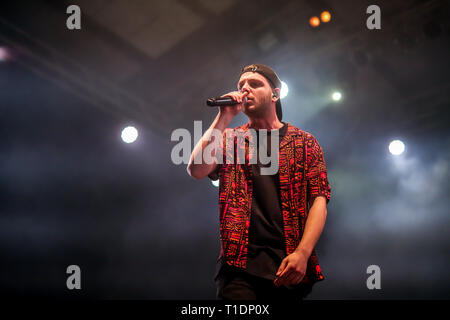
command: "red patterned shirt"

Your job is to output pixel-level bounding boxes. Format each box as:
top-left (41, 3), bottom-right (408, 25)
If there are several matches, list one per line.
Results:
top-left (211, 122), bottom-right (331, 285)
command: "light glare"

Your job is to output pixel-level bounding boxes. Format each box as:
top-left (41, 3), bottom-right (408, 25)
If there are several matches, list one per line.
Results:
top-left (332, 91), bottom-right (342, 101)
top-left (121, 126), bottom-right (138, 144)
top-left (321, 11), bottom-right (331, 23)
top-left (0, 47), bottom-right (9, 61)
top-left (280, 81), bottom-right (289, 99)
top-left (309, 16), bottom-right (320, 27)
top-left (389, 140), bottom-right (405, 155)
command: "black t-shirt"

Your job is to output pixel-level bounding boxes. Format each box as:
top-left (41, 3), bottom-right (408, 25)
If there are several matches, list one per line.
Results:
top-left (216, 122), bottom-right (288, 281)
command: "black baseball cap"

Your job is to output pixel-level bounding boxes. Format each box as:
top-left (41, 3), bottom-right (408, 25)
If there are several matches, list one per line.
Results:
top-left (239, 64), bottom-right (283, 121)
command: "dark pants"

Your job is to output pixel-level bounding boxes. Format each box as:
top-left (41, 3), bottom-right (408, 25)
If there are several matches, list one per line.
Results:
top-left (216, 267), bottom-right (312, 300)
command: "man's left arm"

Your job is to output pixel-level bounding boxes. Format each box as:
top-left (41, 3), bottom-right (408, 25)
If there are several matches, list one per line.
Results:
top-left (275, 135), bottom-right (331, 287)
top-left (274, 196), bottom-right (327, 287)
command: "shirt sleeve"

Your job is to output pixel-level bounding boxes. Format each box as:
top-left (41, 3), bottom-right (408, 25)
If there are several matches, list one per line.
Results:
top-left (207, 164), bottom-right (221, 180)
top-left (306, 135), bottom-right (331, 205)
top-left (207, 128), bottom-right (228, 181)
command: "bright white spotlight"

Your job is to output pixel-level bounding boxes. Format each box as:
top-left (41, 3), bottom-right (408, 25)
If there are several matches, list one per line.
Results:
top-left (121, 126), bottom-right (138, 144)
top-left (280, 81), bottom-right (289, 99)
top-left (389, 140), bottom-right (405, 155)
top-left (211, 179), bottom-right (219, 187)
top-left (332, 91), bottom-right (342, 101)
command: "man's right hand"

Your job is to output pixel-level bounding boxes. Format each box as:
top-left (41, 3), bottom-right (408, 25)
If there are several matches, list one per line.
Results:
top-left (187, 90), bottom-right (247, 180)
top-left (218, 90), bottom-right (248, 119)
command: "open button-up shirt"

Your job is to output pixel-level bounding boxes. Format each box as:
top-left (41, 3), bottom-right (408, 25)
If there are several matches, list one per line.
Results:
top-left (210, 122), bottom-right (331, 285)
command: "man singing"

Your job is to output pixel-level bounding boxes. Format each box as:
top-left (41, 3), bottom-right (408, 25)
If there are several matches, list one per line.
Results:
top-left (187, 64), bottom-right (331, 300)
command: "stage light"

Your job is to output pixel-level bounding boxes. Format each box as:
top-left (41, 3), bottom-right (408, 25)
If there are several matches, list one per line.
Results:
top-left (321, 11), bottom-right (331, 23)
top-left (0, 47), bottom-right (9, 61)
top-left (389, 140), bottom-right (405, 155)
top-left (280, 81), bottom-right (289, 99)
top-left (309, 16), bottom-right (320, 28)
top-left (212, 179), bottom-right (219, 187)
top-left (332, 91), bottom-right (342, 101)
top-left (121, 126), bottom-right (138, 144)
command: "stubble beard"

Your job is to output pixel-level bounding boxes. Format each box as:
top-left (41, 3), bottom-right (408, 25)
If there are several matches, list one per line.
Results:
top-left (243, 94), bottom-right (272, 119)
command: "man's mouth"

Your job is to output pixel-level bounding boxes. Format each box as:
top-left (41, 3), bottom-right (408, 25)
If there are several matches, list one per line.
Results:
top-left (244, 98), bottom-right (254, 106)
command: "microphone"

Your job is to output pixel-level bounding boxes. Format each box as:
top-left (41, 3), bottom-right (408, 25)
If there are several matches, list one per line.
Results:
top-left (206, 97), bottom-right (239, 107)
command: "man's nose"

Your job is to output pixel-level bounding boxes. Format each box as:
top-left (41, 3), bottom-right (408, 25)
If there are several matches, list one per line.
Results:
top-left (241, 85), bottom-right (250, 95)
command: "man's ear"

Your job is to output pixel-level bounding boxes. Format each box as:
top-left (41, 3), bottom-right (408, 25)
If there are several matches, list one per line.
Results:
top-left (272, 88), bottom-right (281, 102)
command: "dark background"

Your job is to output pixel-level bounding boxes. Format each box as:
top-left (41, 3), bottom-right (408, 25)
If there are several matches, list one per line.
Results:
top-left (0, 0), bottom-right (449, 299)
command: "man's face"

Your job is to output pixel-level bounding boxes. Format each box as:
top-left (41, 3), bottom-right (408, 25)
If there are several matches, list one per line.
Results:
top-left (237, 72), bottom-right (273, 118)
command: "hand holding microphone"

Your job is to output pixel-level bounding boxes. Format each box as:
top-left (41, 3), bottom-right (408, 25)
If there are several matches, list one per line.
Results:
top-left (209, 90), bottom-right (249, 119)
